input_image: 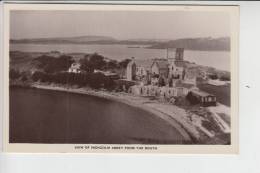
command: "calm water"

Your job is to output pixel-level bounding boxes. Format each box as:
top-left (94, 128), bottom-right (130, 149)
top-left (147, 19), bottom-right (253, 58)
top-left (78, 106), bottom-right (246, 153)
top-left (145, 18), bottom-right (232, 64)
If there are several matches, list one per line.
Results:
top-left (10, 87), bottom-right (186, 144)
top-left (10, 43), bottom-right (230, 71)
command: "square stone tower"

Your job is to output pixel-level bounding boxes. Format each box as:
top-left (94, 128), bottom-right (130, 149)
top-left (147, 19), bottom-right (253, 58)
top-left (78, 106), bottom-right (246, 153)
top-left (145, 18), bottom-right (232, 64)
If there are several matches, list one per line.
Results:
top-left (175, 48), bottom-right (184, 61)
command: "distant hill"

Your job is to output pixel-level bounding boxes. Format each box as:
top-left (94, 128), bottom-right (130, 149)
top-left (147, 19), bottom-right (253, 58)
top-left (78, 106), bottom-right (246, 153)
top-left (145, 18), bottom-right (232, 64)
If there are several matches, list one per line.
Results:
top-left (10, 35), bottom-right (117, 44)
top-left (148, 37), bottom-right (230, 51)
top-left (124, 38), bottom-right (171, 42)
top-left (10, 36), bottom-right (163, 45)
top-left (10, 36), bottom-right (230, 51)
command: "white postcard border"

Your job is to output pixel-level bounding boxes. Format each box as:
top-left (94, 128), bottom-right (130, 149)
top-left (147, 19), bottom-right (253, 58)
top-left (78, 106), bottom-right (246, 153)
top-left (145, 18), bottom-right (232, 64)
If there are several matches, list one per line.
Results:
top-left (3, 3), bottom-right (239, 154)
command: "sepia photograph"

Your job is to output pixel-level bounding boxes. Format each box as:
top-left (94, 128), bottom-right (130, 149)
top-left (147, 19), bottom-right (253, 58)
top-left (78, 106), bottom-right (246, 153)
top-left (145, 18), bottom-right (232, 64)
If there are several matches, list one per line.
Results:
top-left (3, 4), bottom-right (239, 153)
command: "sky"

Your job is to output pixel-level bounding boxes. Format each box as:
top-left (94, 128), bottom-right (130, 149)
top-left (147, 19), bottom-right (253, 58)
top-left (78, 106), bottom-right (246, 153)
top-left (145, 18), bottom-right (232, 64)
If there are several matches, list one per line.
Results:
top-left (10, 10), bottom-right (230, 40)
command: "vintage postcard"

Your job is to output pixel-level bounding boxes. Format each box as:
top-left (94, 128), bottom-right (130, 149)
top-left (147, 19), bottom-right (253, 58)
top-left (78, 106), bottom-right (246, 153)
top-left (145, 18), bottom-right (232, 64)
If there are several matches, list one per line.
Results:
top-left (3, 4), bottom-right (239, 153)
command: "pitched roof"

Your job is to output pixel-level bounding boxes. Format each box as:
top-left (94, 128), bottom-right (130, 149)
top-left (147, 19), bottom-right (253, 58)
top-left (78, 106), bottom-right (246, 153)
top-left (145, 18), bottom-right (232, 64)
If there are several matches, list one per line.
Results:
top-left (191, 90), bottom-right (215, 97)
top-left (152, 59), bottom-right (168, 69)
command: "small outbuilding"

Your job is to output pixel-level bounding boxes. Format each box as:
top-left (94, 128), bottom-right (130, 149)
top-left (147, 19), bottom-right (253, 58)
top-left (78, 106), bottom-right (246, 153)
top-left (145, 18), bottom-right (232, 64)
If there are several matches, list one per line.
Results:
top-left (188, 90), bottom-right (217, 107)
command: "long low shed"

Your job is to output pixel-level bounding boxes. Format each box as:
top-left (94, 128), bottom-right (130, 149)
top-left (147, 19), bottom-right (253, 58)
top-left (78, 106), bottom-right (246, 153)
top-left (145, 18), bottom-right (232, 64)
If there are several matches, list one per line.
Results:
top-left (190, 90), bottom-right (217, 107)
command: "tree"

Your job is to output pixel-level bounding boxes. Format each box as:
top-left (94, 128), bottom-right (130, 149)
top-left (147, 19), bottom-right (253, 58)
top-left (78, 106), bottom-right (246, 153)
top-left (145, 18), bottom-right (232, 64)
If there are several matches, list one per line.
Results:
top-left (186, 92), bottom-right (200, 105)
top-left (79, 57), bottom-right (92, 73)
top-left (31, 71), bottom-right (50, 83)
top-left (55, 55), bottom-right (75, 72)
top-left (88, 72), bottom-right (104, 89)
top-left (103, 77), bottom-right (116, 91)
top-left (32, 71), bottom-right (43, 82)
top-left (34, 55), bottom-right (74, 73)
top-left (80, 53), bottom-right (106, 72)
top-left (158, 76), bottom-right (165, 86)
top-left (106, 60), bottom-right (118, 69)
top-left (33, 55), bottom-right (54, 69)
top-left (80, 53), bottom-right (106, 73)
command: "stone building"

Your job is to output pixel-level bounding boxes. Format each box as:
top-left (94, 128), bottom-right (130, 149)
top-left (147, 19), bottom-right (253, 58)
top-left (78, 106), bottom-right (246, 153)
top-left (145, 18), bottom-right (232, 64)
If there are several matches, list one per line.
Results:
top-left (126, 48), bottom-right (197, 88)
top-left (167, 48), bottom-right (186, 81)
top-left (126, 48), bottom-right (217, 106)
top-left (150, 59), bottom-right (169, 77)
top-left (168, 62), bottom-right (185, 80)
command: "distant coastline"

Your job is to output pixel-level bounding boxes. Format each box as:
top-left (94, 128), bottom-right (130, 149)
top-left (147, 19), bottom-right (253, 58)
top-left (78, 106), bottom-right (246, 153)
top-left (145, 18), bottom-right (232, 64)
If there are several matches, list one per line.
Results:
top-left (10, 36), bottom-right (230, 51)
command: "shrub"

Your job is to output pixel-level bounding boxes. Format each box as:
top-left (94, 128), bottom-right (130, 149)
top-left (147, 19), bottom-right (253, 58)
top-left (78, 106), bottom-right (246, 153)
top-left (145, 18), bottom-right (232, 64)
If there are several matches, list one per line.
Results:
top-left (31, 71), bottom-right (116, 90)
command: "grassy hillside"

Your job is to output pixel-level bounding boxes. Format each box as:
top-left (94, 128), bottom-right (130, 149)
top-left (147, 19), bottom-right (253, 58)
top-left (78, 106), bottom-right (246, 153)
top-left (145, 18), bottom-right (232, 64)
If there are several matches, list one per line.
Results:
top-left (10, 51), bottom-right (41, 71)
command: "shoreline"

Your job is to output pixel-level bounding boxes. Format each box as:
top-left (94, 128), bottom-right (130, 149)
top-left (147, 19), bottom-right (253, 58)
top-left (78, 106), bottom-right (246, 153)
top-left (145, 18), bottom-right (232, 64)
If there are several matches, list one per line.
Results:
top-left (28, 83), bottom-right (194, 143)
top-left (11, 82), bottom-right (231, 144)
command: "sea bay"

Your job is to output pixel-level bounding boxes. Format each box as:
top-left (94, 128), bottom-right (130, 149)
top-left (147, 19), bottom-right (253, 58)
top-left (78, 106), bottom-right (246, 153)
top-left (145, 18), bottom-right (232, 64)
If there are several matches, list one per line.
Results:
top-left (10, 43), bottom-right (230, 71)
